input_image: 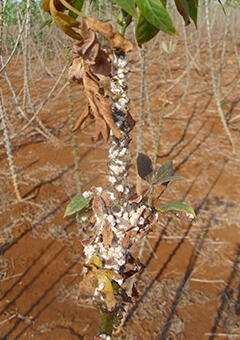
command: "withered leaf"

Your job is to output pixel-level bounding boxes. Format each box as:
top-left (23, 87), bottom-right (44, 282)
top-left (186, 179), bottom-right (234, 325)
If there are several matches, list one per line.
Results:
top-left (68, 57), bottom-right (85, 83)
top-left (102, 224), bottom-right (114, 248)
top-left (94, 115), bottom-right (110, 142)
top-left (48, 0), bottom-right (83, 41)
top-left (101, 191), bottom-right (112, 207)
top-left (92, 192), bottom-right (107, 220)
top-left (83, 71), bottom-right (121, 140)
top-left (121, 230), bottom-right (137, 249)
top-left (82, 17), bottom-right (133, 53)
top-left (72, 105), bottom-right (90, 132)
top-left (69, 30), bottom-right (122, 141)
top-left (96, 270), bottom-right (116, 311)
top-left (78, 271), bottom-right (98, 304)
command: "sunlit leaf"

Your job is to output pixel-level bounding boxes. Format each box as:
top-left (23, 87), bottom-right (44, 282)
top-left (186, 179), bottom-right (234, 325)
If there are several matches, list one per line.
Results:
top-left (64, 192), bottom-right (92, 217)
top-left (49, 0), bottom-right (83, 41)
top-left (135, 14), bottom-right (159, 45)
top-left (135, 0), bottom-right (177, 35)
top-left (68, 0), bottom-right (84, 19)
top-left (157, 202), bottom-right (195, 218)
top-left (89, 254), bottom-right (103, 269)
top-left (42, 0), bottom-right (50, 12)
top-left (96, 271), bottom-right (116, 311)
top-left (112, 0), bottom-right (138, 18)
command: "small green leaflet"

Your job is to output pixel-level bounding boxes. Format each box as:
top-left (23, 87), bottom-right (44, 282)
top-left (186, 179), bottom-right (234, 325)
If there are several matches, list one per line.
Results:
top-left (135, 15), bottom-right (159, 45)
top-left (153, 175), bottom-right (186, 185)
top-left (135, 0), bottom-right (177, 35)
top-left (157, 202), bottom-right (195, 219)
top-left (156, 160), bottom-right (173, 179)
top-left (68, 0), bottom-right (84, 19)
top-left (39, 18), bottom-right (53, 31)
top-left (154, 160), bottom-right (186, 184)
top-left (112, 0), bottom-right (138, 18)
top-left (64, 192), bottom-right (92, 217)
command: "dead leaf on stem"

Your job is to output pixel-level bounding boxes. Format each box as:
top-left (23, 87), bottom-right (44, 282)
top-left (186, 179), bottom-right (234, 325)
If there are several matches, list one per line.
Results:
top-left (69, 29), bottom-right (122, 141)
top-left (102, 224), bottom-right (114, 248)
top-left (82, 17), bottom-right (133, 53)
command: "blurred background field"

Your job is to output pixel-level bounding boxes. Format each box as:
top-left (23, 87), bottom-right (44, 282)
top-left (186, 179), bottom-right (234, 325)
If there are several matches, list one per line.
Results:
top-left (0, 1), bottom-right (240, 339)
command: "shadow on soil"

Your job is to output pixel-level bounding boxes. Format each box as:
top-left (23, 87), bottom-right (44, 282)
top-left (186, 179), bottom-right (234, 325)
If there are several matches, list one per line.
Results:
top-left (125, 149), bottom-right (229, 339)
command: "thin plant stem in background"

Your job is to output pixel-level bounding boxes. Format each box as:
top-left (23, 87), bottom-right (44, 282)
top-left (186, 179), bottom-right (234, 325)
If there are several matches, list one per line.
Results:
top-left (205, 0), bottom-right (235, 153)
top-left (136, 45), bottom-right (146, 194)
top-left (0, 94), bottom-right (21, 201)
top-left (67, 48), bottom-right (82, 195)
top-left (22, 0), bottom-right (31, 109)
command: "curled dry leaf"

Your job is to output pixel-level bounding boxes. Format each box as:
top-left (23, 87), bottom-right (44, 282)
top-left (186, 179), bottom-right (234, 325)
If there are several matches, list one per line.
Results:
top-left (47, 0), bottom-right (82, 41)
top-left (78, 271), bottom-right (98, 305)
top-left (102, 224), bottom-right (114, 248)
top-left (92, 191), bottom-right (107, 221)
top-left (121, 230), bottom-right (137, 249)
top-left (69, 29), bottom-right (122, 141)
top-left (82, 17), bottom-right (133, 53)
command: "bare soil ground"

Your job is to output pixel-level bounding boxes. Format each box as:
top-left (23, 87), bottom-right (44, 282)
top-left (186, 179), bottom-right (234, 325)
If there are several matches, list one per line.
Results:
top-left (1, 28), bottom-right (240, 339)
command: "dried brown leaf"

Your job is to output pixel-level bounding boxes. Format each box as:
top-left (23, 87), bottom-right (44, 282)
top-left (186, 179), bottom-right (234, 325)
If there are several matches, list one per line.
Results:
top-left (83, 17), bottom-right (133, 53)
top-left (92, 193), bottom-right (107, 220)
top-left (94, 116), bottom-right (110, 142)
top-left (68, 57), bottom-right (84, 83)
top-left (121, 230), bottom-right (137, 249)
top-left (101, 192), bottom-right (112, 207)
top-left (72, 105), bottom-right (90, 132)
top-left (78, 272), bottom-right (98, 304)
top-left (69, 28), bottom-right (123, 141)
top-left (83, 72), bottom-right (121, 139)
top-left (102, 224), bottom-right (114, 248)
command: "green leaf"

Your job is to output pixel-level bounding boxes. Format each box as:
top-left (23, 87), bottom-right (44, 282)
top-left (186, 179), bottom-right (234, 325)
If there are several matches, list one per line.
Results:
top-left (135, 14), bottom-right (159, 45)
top-left (39, 18), bottom-right (53, 30)
top-left (161, 0), bottom-right (167, 8)
top-left (135, 0), bottom-right (177, 35)
top-left (153, 175), bottom-right (186, 185)
top-left (217, 0), bottom-right (226, 15)
top-left (68, 0), bottom-right (84, 19)
top-left (187, 0), bottom-right (198, 27)
top-left (161, 41), bottom-right (168, 53)
top-left (174, 0), bottom-right (190, 26)
top-left (112, 0), bottom-right (138, 18)
top-left (64, 193), bottom-right (92, 217)
top-left (156, 160), bottom-right (173, 180)
top-left (157, 202), bottom-right (196, 218)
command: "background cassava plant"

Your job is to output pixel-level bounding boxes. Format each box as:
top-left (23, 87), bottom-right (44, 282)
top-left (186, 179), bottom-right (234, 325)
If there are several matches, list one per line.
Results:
top-left (27, 0), bottom-right (226, 338)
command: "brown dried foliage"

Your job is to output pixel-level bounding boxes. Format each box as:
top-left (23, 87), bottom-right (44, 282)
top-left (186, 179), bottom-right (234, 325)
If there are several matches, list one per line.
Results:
top-left (69, 18), bottom-right (132, 142)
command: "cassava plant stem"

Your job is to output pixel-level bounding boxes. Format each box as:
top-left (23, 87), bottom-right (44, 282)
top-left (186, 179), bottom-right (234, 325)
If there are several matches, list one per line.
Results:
top-left (0, 94), bottom-right (21, 201)
top-left (205, 0), bottom-right (235, 153)
top-left (67, 47), bottom-right (82, 194)
top-left (136, 45), bottom-right (146, 195)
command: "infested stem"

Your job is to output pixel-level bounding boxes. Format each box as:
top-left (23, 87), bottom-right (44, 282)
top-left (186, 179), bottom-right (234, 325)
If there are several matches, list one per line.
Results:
top-left (108, 50), bottom-right (132, 200)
